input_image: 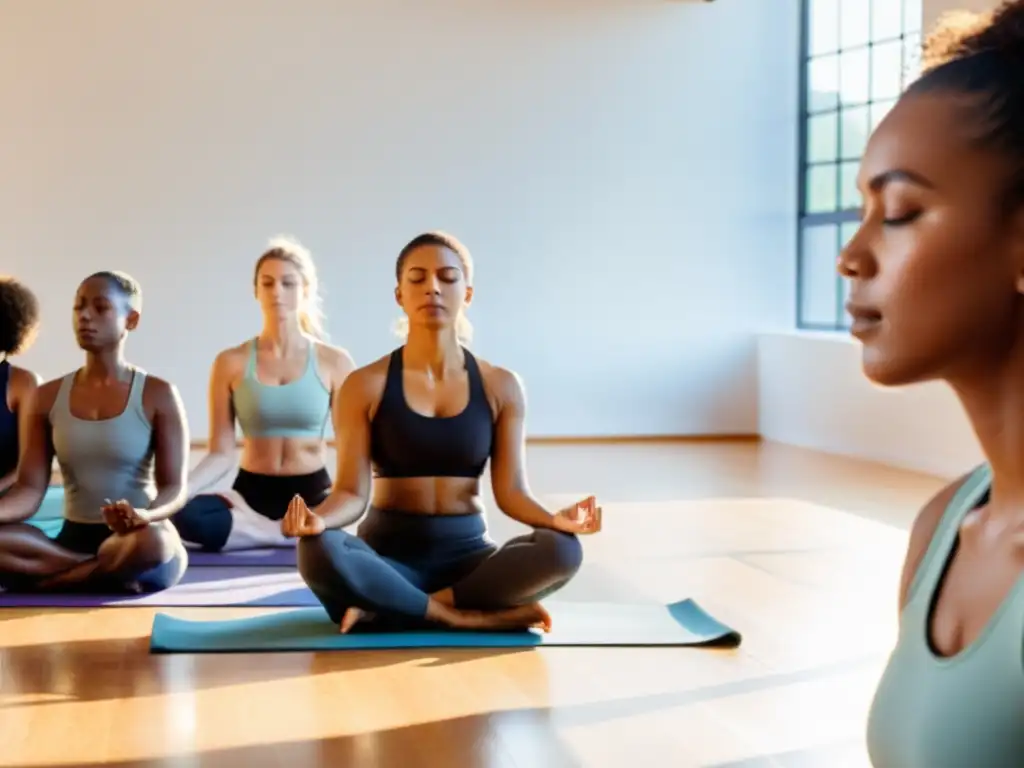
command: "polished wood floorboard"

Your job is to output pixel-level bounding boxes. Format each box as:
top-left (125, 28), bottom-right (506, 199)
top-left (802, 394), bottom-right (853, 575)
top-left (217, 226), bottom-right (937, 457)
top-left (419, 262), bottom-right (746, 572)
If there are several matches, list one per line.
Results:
top-left (0, 440), bottom-right (947, 767)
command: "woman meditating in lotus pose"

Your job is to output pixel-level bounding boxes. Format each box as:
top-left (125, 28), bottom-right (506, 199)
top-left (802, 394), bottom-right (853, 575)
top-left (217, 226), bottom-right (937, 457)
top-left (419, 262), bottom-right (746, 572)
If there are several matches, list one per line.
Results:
top-left (281, 231), bottom-right (600, 633)
top-left (172, 237), bottom-right (354, 552)
top-left (0, 271), bottom-right (189, 593)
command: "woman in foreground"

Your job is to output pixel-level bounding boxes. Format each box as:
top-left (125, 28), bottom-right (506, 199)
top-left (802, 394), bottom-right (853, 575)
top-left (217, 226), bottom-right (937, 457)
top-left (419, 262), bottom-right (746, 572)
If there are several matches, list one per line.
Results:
top-left (172, 237), bottom-right (354, 552)
top-left (840, 3), bottom-right (1024, 764)
top-left (0, 271), bottom-right (189, 593)
top-left (282, 232), bottom-right (600, 632)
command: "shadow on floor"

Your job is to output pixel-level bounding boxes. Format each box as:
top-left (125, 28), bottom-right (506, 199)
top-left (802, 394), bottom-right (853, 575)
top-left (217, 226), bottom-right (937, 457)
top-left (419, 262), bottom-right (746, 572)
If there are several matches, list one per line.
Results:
top-left (4, 653), bottom-right (880, 767)
top-left (0, 631), bottom-right (532, 708)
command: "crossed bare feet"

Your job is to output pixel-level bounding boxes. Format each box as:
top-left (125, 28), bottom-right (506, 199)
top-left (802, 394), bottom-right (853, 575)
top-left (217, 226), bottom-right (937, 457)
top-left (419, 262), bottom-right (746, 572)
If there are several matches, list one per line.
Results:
top-left (340, 606), bottom-right (376, 633)
top-left (464, 603), bottom-right (552, 632)
top-left (337, 602), bottom-right (552, 634)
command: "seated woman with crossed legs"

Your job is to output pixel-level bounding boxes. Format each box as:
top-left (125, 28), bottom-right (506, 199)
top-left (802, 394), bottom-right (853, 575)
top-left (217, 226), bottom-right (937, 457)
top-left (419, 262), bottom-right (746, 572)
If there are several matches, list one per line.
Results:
top-left (282, 231), bottom-right (600, 633)
top-left (172, 237), bottom-right (354, 552)
top-left (0, 272), bottom-right (189, 592)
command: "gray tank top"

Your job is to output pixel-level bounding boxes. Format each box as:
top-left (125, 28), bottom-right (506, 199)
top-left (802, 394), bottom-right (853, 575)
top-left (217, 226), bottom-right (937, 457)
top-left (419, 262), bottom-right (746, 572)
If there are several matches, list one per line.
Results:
top-left (866, 463), bottom-right (1024, 766)
top-left (49, 369), bottom-right (157, 524)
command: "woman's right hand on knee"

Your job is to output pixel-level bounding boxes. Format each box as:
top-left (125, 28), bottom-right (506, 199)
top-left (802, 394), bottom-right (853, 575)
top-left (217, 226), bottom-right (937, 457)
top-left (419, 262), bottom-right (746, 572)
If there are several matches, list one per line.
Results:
top-left (281, 495), bottom-right (326, 538)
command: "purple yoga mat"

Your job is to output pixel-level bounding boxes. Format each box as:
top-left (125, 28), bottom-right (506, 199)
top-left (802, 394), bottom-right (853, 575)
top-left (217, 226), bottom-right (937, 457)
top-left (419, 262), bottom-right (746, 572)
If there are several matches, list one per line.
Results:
top-left (0, 565), bottom-right (320, 608)
top-left (186, 547), bottom-right (297, 567)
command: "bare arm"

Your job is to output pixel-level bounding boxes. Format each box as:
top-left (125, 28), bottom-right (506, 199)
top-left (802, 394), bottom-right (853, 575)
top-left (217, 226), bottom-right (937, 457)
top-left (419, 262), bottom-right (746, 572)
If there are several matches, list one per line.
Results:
top-left (897, 472), bottom-right (972, 614)
top-left (0, 367), bottom-right (41, 493)
top-left (185, 352), bottom-right (238, 497)
top-left (142, 378), bottom-right (190, 522)
top-left (322, 345), bottom-right (357, 435)
top-left (312, 371), bottom-right (373, 529)
top-left (0, 380), bottom-right (57, 523)
top-left (322, 344), bottom-right (357, 395)
top-left (489, 369), bottom-right (559, 530)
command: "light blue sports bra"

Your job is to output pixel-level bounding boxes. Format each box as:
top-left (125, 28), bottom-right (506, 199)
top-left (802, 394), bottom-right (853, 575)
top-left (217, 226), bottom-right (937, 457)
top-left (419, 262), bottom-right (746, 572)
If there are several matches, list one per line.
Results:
top-left (231, 339), bottom-right (331, 439)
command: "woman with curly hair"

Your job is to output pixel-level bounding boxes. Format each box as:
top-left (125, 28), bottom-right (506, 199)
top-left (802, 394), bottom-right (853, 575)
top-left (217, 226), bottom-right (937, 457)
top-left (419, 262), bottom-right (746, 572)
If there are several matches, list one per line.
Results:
top-left (0, 275), bottom-right (42, 496)
top-left (841, 2), bottom-right (1024, 764)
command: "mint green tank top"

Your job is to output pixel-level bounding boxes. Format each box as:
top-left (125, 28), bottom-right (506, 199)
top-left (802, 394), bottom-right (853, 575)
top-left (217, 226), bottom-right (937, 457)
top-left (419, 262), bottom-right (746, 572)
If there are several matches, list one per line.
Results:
top-left (49, 369), bottom-right (157, 524)
top-left (230, 339), bottom-right (331, 438)
top-left (866, 463), bottom-right (1024, 766)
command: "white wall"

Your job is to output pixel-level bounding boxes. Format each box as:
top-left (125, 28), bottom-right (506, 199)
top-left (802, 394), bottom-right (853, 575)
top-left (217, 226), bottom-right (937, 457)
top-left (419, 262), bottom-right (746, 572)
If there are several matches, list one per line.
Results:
top-left (0, 0), bottom-right (799, 441)
top-left (757, 331), bottom-right (982, 479)
top-left (757, 0), bottom-right (998, 480)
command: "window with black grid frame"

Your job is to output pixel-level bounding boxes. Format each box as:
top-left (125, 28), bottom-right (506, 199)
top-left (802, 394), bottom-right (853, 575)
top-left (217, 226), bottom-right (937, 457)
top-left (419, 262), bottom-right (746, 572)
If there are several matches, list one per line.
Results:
top-left (797, 0), bottom-right (922, 330)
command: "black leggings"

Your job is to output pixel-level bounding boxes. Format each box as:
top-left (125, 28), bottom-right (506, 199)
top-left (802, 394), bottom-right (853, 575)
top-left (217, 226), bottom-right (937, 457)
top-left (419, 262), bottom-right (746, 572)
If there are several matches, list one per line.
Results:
top-left (172, 468), bottom-right (331, 551)
top-left (297, 507), bottom-right (583, 625)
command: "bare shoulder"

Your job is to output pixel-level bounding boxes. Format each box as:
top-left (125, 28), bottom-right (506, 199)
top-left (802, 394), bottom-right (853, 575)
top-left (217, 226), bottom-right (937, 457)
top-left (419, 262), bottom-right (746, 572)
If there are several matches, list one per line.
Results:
top-left (475, 357), bottom-right (525, 412)
top-left (899, 470), bottom-right (978, 607)
top-left (8, 364), bottom-right (42, 404)
top-left (212, 341), bottom-right (250, 376)
top-left (141, 373), bottom-right (184, 412)
top-left (339, 354), bottom-right (392, 414)
top-left (314, 341), bottom-right (356, 379)
top-left (32, 376), bottom-right (65, 414)
top-left (910, 473), bottom-right (974, 545)
top-left (349, 354), bottom-right (391, 393)
top-left (9, 364), bottom-right (42, 388)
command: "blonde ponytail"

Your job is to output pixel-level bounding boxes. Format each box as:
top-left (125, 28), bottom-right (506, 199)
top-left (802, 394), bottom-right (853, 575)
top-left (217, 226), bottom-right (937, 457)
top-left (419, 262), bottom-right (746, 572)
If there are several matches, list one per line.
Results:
top-left (298, 287), bottom-right (328, 341)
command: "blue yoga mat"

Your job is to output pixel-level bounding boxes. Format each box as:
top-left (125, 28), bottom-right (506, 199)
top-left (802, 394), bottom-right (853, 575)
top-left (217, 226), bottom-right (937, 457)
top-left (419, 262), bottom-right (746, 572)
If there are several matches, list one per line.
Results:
top-left (21, 486), bottom-right (64, 528)
top-left (27, 516), bottom-right (62, 537)
top-left (149, 599), bottom-right (741, 653)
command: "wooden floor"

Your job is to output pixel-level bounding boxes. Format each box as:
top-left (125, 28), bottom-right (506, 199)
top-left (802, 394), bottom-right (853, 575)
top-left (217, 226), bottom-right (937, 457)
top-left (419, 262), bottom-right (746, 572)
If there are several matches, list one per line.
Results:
top-left (0, 439), bottom-right (947, 767)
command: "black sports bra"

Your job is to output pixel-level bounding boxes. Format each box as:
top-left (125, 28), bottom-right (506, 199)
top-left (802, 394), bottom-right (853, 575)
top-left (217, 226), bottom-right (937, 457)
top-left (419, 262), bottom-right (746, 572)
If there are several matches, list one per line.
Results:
top-left (369, 347), bottom-right (494, 479)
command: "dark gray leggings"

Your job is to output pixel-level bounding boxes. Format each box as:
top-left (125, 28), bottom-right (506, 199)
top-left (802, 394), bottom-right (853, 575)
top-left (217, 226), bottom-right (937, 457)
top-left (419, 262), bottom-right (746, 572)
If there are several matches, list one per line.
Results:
top-left (297, 507), bottom-right (583, 625)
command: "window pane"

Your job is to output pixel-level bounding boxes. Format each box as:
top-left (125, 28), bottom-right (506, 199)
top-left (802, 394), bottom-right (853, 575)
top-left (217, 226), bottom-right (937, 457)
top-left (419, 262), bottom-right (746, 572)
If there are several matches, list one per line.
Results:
top-left (872, 40), bottom-right (904, 101)
top-left (903, 33), bottom-right (922, 86)
top-left (839, 0), bottom-right (870, 48)
top-left (870, 99), bottom-right (896, 131)
top-left (840, 106), bottom-right (870, 160)
top-left (841, 221), bottom-right (860, 246)
top-left (871, 0), bottom-right (902, 40)
top-left (808, 0), bottom-right (839, 55)
top-left (800, 224), bottom-right (841, 327)
top-left (840, 161), bottom-right (861, 209)
top-left (807, 111), bottom-right (839, 163)
top-left (839, 47), bottom-right (870, 105)
top-left (806, 164), bottom-right (838, 213)
top-left (904, 0), bottom-right (923, 35)
top-left (808, 55), bottom-right (840, 113)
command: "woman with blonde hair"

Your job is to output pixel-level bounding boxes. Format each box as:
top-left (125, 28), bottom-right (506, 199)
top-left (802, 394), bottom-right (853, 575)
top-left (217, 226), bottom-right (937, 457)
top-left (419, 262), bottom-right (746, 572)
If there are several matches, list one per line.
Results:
top-left (171, 237), bottom-right (355, 552)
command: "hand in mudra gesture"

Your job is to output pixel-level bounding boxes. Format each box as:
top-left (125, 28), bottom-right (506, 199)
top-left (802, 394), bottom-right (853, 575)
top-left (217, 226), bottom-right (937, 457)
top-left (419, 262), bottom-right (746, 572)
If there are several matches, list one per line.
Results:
top-left (281, 495), bottom-right (325, 538)
top-left (552, 495), bottom-right (602, 535)
top-left (101, 499), bottom-right (150, 534)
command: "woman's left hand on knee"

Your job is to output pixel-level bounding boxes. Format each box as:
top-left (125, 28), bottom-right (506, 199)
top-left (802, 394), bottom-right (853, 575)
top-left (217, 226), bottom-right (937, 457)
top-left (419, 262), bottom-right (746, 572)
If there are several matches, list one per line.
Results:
top-left (101, 499), bottom-right (151, 535)
top-left (550, 495), bottom-right (602, 535)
